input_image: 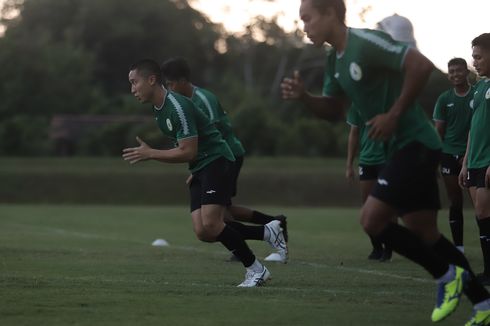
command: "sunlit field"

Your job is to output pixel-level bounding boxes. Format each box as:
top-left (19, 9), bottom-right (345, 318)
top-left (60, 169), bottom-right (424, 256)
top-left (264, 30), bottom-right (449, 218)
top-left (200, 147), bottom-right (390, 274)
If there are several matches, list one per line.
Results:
top-left (0, 204), bottom-right (482, 325)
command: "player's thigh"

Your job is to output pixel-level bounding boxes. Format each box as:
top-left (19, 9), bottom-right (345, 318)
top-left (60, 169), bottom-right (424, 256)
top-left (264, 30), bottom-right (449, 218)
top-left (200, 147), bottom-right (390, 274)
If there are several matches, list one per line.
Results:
top-left (191, 209), bottom-right (204, 236)
top-left (468, 187), bottom-right (477, 207)
top-left (361, 195), bottom-right (397, 235)
top-left (442, 175), bottom-right (463, 206)
top-left (360, 179), bottom-right (376, 203)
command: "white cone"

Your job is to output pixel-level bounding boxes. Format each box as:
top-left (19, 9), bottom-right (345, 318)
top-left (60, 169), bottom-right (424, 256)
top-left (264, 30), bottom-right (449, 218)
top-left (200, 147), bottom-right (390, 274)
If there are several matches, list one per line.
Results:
top-left (152, 239), bottom-right (169, 247)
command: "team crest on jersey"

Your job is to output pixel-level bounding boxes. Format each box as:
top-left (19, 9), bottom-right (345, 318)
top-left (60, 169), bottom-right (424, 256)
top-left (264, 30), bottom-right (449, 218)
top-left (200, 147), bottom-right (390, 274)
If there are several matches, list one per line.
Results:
top-left (166, 118), bottom-right (173, 131)
top-left (470, 99), bottom-right (474, 109)
top-left (486, 88), bottom-right (490, 99)
top-left (349, 62), bottom-right (362, 81)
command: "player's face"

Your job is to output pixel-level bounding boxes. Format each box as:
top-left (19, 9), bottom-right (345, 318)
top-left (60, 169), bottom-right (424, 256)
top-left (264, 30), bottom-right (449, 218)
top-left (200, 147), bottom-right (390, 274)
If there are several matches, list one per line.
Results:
top-left (299, 0), bottom-right (334, 46)
top-left (447, 64), bottom-right (468, 87)
top-left (128, 69), bottom-right (155, 103)
top-left (472, 46), bottom-right (490, 77)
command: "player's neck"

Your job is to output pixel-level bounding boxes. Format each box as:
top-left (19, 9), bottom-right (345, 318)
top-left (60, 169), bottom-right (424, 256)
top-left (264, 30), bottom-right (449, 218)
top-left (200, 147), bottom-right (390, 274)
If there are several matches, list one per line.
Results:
top-left (331, 25), bottom-right (348, 54)
top-left (183, 83), bottom-right (194, 98)
top-left (454, 83), bottom-right (470, 96)
top-left (153, 85), bottom-right (167, 109)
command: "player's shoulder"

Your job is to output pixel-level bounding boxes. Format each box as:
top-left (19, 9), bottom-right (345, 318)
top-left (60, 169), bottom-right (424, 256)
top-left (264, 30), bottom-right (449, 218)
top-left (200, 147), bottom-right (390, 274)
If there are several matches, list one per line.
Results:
top-left (166, 91), bottom-right (196, 112)
top-left (349, 27), bottom-right (406, 52)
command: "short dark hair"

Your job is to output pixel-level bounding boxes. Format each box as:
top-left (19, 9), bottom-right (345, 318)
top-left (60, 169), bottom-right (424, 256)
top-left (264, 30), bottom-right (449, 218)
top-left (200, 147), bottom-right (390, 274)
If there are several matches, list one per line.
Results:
top-left (308, 0), bottom-right (346, 23)
top-left (472, 33), bottom-right (490, 51)
top-left (161, 57), bottom-right (191, 82)
top-left (129, 59), bottom-right (162, 84)
top-left (448, 57), bottom-right (467, 69)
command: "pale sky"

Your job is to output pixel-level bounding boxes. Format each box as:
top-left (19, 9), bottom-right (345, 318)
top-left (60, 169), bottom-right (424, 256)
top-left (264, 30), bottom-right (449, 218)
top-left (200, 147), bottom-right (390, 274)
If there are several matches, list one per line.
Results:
top-left (189, 0), bottom-right (489, 72)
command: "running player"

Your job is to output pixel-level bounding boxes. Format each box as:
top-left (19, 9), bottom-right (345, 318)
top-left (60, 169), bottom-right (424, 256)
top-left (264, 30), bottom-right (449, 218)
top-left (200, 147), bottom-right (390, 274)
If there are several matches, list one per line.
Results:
top-left (433, 58), bottom-right (473, 253)
top-left (123, 59), bottom-right (284, 287)
top-left (281, 0), bottom-right (490, 323)
top-left (160, 57), bottom-right (288, 263)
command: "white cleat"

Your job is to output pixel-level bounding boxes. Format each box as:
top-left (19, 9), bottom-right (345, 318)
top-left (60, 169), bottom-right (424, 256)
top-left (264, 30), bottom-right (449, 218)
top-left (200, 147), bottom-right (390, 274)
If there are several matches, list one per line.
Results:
top-left (237, 265), bottom-right (271, 287)
top-left (264, 220), bottom-right (288, 263)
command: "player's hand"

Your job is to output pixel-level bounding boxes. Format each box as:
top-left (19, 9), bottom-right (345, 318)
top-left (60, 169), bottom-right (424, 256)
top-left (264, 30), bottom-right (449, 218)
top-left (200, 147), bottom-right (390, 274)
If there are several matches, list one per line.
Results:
top-left (366, 112), bottom-right (398, 141)
top-left (281, 70), bottom-right (305, 100)
top-left (186, 174), bottom-right (193, 185)
top-left (345, 165), bottom-right (355, 183)
top-left (122, 136), bottom-right (153, 164)
top-left (458, 166), bottom-right (468, 188)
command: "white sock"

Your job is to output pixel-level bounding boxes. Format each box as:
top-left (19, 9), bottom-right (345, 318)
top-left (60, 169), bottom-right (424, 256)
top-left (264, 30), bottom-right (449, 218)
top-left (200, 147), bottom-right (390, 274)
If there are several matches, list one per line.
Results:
top-left (437, 264), bottom-right (455, 283)
top-left (247, 259), bottom-right (263, 273)
top-left (263, 226), bottom-right (270, 241)
top-left (457, 246), bottom-right (464, 253)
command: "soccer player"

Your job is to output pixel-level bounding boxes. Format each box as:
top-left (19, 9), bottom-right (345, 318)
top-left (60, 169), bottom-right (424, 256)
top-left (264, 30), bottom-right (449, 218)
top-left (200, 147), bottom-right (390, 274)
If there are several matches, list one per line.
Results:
top-left (160, 57), bottom-right (288, 263)
top-left (433, 58), bottom-right (473, 253)
top-left (459, 34), bottom-right (490, 294)
top-left (281, 0), bottom-right (490, 323)
top-left (345, 106), bottom-right (392, 262)
top-left (123, 59), bottom-right (285, 287)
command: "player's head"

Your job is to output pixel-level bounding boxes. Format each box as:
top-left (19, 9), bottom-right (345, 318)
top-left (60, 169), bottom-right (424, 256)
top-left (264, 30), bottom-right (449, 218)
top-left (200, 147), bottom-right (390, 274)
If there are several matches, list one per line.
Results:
top-left (161, 57), bottom-right (191, 94)
top-left (300, 0), bottom-right (346, 47)
top-left (472, 33), bottom-right (490, 77)
top-left (128, 59), bottom-right (162, 104)
top-left (447, 58), bottom-right (469, 87)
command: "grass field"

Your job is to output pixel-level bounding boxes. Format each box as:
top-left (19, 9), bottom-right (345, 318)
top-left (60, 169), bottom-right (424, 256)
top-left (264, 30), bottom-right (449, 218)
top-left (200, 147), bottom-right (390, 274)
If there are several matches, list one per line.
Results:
top-left (0, 204), bottom-right (483, 325)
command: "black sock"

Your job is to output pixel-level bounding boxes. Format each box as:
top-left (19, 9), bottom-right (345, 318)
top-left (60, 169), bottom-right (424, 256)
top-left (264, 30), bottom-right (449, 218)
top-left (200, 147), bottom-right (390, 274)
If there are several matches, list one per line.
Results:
top-left (432, 235), bottom-right (490, 304)
top-left (449, 205), bottom-right (464, 247)
top-left (377, 223), bottom-right (448, 278)
top-left (369, 235), bottom-right (383, 251)
top-left (217, 225), bottom-right (255, 267)
top-left (477, 217), bottom-right (490, 275)
top-left (250, 211), bottom-right (275, 225)
top-left (226, 221), bottom-right (264, 240)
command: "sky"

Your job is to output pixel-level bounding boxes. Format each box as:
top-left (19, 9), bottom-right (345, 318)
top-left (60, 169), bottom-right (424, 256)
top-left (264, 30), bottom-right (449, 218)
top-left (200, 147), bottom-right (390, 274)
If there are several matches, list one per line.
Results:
top-left (189, 0), bottom-right (489, 72)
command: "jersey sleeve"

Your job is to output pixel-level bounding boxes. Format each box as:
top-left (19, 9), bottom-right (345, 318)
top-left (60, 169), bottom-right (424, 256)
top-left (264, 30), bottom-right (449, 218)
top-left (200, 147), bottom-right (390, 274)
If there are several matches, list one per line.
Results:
top-left (322, 49), bottom-right (344, 97)
top-left (351, 29), bottom-right (409, 72)
top-left (433, 93), bottom-right (447, 122)
top-left (172, 100), bottom-right (198, 141)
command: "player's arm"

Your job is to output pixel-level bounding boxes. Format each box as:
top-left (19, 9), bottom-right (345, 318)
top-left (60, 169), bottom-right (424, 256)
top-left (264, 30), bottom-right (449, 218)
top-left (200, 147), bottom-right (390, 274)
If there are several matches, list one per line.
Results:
top-left (346, 126), bottom-right (359, 180)
top-left (281, 70), bottom-right (346, 121)
top-left (368, 48), bottom-right (434, 140)
top-left (458, 133), bottom-right (471, 188)
top-left (434, 120), bottom-right (446, 139)
top-left (122, 136), bottom-right (197, 164)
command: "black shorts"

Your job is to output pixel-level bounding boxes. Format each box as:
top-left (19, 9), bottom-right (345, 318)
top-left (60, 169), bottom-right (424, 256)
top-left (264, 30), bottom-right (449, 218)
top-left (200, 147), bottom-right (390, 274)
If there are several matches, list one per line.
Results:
top-left (371, 142), bottom-right (441, 216)
top-left (467, 167), bottom-right (489, 188)
top-left (440, 152), bottom-right (464, 176)
top-left (359, 164), bottom-right (384, 181)
top-left (189, 157), bottom-right (233, 212)
top-left (229, 155), bottom-right (244, 198)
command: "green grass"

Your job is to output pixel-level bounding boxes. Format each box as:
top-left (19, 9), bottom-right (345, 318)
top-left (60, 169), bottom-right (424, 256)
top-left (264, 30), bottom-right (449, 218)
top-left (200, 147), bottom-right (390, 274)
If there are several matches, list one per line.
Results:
top-left (0, 204), bottom-right (482, 325)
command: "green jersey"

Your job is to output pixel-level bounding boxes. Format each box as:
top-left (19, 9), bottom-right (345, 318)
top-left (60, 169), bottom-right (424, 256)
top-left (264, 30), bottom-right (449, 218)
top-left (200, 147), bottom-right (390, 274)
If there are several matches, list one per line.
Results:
top-left (433, 86), bottom-right (473, 155)
top-left (323, 28), bottom-right (441, 155)
top-left (191, 86), bottom-right (245, 157)
top-left (153, 90), bottom-right (235, 173)
top-left (467, 79), bottom-right (490, 169)
top-left (347, 106), bottom-right (386, 165)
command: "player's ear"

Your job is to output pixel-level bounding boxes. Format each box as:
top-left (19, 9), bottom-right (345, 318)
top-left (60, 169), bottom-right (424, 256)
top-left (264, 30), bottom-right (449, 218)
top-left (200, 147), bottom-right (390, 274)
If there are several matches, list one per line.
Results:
top-left (148, 74), bottom-right (157, 86)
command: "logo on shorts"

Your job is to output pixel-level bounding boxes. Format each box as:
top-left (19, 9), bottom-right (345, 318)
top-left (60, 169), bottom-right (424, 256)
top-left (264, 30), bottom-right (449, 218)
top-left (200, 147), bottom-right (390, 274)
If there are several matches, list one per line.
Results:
top-left (486, 88), bottom-right (490, 99)
top-left (206, 190), bottom-right (217, 194)
top-left (349, 62), bottom-right (362, 81)
top-left (377, 178), bottom-right (389, 186)
top-left (359, 166), bottom-right (364, 176)
top-left (442, 167), bottom-right (451, 175)
top-left (166, 118), bottom-right (173, 131)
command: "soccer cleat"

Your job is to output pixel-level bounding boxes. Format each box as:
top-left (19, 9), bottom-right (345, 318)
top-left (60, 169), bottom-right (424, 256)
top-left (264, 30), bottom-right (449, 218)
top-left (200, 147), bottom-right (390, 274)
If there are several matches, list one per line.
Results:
top-left (264, 252), bottom-right (287, 263)
top-left (237, 265), bottom-right (271, 287)
top-left (275, 215), bottom-right (288, 242)
top-left (465, 309), bottom-right (490, 326)
top-left (431, 266), bottom-right (467, 322)
top-left (265, 220), bottom-right (288, 263)
top-left (379, 248), bottom-right (392, 262)
top-left (367, 248), bottom-right (383, 260)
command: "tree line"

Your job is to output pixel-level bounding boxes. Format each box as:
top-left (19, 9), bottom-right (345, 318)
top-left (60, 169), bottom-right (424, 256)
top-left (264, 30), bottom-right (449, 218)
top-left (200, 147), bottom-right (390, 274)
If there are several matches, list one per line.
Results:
top-left (0, 0), bottom-right (449, 156)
